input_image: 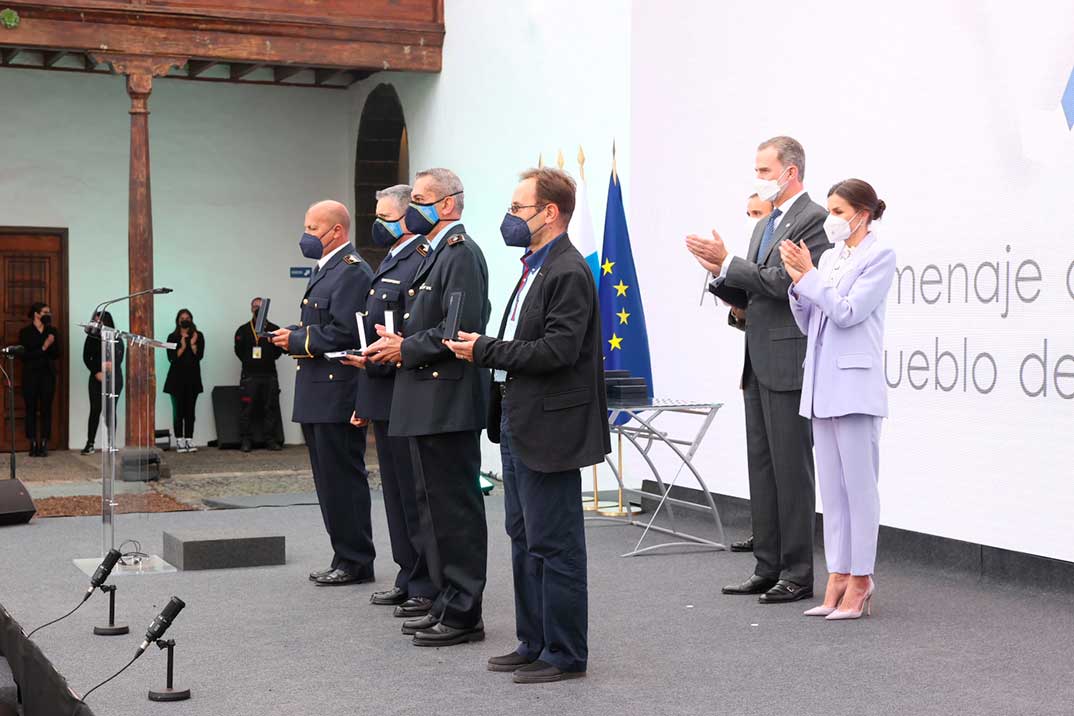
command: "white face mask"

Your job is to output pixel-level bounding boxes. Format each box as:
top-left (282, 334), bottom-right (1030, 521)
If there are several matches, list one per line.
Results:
top-left (823, 211), bottom-right (863, 243)
top-left (753, 167), bottom-right (790, 202)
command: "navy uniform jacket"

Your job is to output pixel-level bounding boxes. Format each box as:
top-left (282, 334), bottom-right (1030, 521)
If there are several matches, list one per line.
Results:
top-left (355, 236), bottom-right (429, 422)
top-left (389, 223), bottom-right (491, 437)
top-left (287, 245), bottom-right (373, 424)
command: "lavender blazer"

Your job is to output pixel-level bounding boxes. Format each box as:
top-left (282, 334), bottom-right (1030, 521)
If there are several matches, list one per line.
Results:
top-left (788, 233), bottom-right (896, 419)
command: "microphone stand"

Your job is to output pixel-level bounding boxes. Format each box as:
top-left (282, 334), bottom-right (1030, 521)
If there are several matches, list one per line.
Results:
top-left (147, 639), bottom-right (190, 702)
top-left (3, 354), bottom-right (15, 479)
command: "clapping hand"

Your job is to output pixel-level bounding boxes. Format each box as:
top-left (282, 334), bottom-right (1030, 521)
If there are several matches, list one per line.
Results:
top-left (779, 239), bottom-right (814, 284)
top-left (42, 334), bottom-right (55, 349)
top-left (685, 229), bottom-right (729, 275)
top-left (366, 325), bottom-right (403, 365)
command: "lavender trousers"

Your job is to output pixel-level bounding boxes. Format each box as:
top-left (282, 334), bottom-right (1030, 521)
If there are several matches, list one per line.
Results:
top-left (812, 413), bottom-right (882, 576)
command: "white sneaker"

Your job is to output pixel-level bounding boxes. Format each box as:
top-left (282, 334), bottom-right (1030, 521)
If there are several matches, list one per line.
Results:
top-left (186, 438), bottom-right (197, 453)
top-left (175, 438), bottom-right (188, 453)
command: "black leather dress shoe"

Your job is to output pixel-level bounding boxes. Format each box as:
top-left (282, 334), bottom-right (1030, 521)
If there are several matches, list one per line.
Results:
top-left (309, 567), bottom-right (335, 582)
top-left (412, 621), bottom-right (485, 647)
top-left (394, 596), bottom-right (433, 618)
top-left (730, 535), bottom-right (754, 552)
top-left (512, 660), bottom-right (586, 684)
top-left (401, 613), bottom-right (439, 635)
top-left (488, 652), bottom-right (535, 672)
top-left (758, 579), bottom-right (814, 604)
top-left (313, 568), bottom-right (374, 586)
top-left (370, 586), bottom-right (407, 605)
top-left (266, 441), bottom-right (282, 451)
top-left (722, 575), bottom-right (778, 595)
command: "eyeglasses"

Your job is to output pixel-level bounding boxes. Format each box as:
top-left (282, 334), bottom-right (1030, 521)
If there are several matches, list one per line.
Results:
top-left (508, 203), bottom-right (547, 215)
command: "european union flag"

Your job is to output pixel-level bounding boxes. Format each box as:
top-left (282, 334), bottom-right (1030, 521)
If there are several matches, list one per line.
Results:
top-left (598, 168), bottom-right (654, 397)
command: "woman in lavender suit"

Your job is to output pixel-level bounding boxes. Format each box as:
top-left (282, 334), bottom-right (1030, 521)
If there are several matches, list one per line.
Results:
top-left (780, 179), bottom-right (896, 621)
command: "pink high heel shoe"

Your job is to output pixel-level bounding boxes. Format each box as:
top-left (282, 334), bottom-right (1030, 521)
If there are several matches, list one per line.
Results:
top-left (803, 581), bottom-right (848, 616)
top-left (825, 577), bottom-right (874, 620)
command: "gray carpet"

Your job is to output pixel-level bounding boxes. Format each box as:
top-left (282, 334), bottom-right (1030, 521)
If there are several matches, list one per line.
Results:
top-left (2, 495), bottom-right (1072, 716)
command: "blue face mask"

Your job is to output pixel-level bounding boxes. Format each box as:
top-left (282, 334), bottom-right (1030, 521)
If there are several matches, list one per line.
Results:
top-left (299, 225), bottom-right (334, 260)
top-left (404, 191), bottom-right (463, 236)
top-left (499, 206), bottom-right (547, 248)
top-left (371, 216), bottom-right (405, 248)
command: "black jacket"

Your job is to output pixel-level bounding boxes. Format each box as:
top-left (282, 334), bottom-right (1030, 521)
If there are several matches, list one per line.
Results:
top-left (19, 324), bottom-right (60, 379)
top-left (286, 245), bottom-right (373, 424)
top-left (83, 333), bottom-right (124, 388)
top-left (164, 329), bottom-right (205, 395)
top-left (356, 236), bottom-right (428, 422)
top-left (234, 319), bottom-right (281, 378)
top-left (474, 237), bottom-right (611, 473)
top-left (389, 223), bottom-right (491, 437)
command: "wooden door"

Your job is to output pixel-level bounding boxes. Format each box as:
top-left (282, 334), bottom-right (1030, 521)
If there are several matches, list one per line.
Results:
top-left (0, 230), bottom-right (69, 453)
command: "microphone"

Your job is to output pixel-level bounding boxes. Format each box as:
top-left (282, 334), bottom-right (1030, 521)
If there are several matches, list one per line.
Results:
top-left (152, 287), bottom-right (173, 294)
top-left (137, 597), bottom-right (185, 655)
top-left (0, 345), bottom-right (23, 356)
top-left (85, 549), bottom-right (122, 599)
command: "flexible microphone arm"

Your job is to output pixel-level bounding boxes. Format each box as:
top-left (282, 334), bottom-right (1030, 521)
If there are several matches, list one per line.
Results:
top-left (87, 287), bottom-right (173, 336)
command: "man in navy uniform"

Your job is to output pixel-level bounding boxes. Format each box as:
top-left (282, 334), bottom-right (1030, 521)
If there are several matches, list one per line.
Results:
top-left (341, 184), bottom-right (436, 617)
top-left (270, 199), bottom-right (376, 586)
top-left (446, 167), bottom-right (610, 683)
top-left (366, 168), bottom-right (491, 647)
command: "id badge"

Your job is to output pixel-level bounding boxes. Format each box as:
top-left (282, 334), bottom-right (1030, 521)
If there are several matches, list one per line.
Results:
top-left (252, 347), bottom-right (263, 360)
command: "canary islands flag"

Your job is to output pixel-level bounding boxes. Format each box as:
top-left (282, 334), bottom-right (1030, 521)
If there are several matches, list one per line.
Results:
top-left (598, 169), bottom-right (653, 397)
top-left (568, 170), bottom-right (601, 282)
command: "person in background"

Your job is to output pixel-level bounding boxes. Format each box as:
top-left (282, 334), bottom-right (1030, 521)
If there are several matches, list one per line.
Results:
top-left (234, 296), bottom-right (283, 452)
top-left (19, 302), bottom-right (60, 457)
top-left (81, 310), bottom-right (124, 455)
top-left (165, 308), bottom-right (205, 453)
top-left (781, 178), bottom-right (896, 621)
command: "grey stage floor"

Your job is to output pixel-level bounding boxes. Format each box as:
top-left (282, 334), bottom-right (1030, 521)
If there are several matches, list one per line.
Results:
top-left (2, 494), bottom-right (1073, 716)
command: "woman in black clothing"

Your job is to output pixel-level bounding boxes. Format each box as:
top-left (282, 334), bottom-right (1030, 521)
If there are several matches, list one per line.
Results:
top-left (81, 310), bottom-right (124, 455)
top-left (18, 302), bottom-right (60, 457)
top-left (164, 308), bottom-right (205, 453)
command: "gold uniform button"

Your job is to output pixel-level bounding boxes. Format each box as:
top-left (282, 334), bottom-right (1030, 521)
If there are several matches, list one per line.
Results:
top-left (296, 364), bottom-right (301, 371)
top-left (403, 313), bottom-right (410, 320)
top-left (299, 321), bottom-right (303, 327)
top-left (329, 374), bottom-right (334, 380)
top-left (408, 289), bottom-right (415, 296)
top-left (369, 289), bottom-right (375, 296)
top-left (432, 371), bottom-right (439, 378)
top-left (303, 298), bottom-right (309, 305)
top-left (382, 293), bottom-right (388, 299)
top-left (395, 362), bottom-right (402, 368)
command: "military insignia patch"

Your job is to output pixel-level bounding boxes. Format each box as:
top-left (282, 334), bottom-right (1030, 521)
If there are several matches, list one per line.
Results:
top-left (343, 254), bottom-right (362, 265)
top-left (416, 243), bottom-right (430, 257)
top-left (447, 235), bottom-right (466, 246)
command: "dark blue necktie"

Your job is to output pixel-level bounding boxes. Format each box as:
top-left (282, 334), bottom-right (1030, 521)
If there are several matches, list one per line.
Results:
top-left (756, 207), bottom-right (783, 262)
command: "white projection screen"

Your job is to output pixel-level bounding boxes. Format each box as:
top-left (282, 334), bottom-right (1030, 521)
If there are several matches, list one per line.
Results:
top-left (628, 0), bottom-right (1074, 562)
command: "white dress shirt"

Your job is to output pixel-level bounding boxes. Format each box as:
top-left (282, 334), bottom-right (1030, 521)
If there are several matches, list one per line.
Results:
top-left (389, 236), bottom-right (419, 258)
top-left (316, 242), bottom-right (348, 270)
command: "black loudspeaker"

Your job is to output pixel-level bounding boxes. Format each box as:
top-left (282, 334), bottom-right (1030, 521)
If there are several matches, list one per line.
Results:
top-left (0, 480), bottom-right (36, 526)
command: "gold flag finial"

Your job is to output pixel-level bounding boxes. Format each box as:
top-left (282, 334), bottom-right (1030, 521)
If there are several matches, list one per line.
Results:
top-left (612, 139), bottom-right (618, 185)
top-left (538, 152), bottom-right (544, 168)
top-left (577, 145), bottom-right (586, 181)
top-left (556, 148), bottom-right (565, 170)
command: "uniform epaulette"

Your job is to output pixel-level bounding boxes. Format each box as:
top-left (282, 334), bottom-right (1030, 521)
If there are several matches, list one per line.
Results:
top-left (416, 243), bottom-right (430, 257)
top-left (447, 235), bottom-right (466, 247)
top-left (342, 253), bottom-right (362, 265)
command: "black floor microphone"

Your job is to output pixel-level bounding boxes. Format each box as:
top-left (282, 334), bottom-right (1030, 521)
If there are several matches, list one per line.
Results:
top-left (137, 597), bottom-right (186, 655)
top-left (86, 548), bottom-right (122, 599)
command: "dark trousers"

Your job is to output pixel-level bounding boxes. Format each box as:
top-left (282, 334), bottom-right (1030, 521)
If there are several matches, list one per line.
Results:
top-left (170, 390), bottom-right (199, 439)
top-left (239, 373), bottom-right (281, 442)
top-left (86, 377), bottom-right (122, 445)
top-left (409, 431), bottom-right (487, 629)
top-left (22, 373), bottom-right (55, 442)
top-left (743, 366), bottom-right (815, 587)
top-left (373, 420), bottom-right (435, 598)
top-left (500, 412), bottom-right (588, 672)
top-left (302, 422), bottom-right (375, 573)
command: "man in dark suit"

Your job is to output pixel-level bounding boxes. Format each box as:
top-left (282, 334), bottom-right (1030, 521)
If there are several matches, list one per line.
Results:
top-left (270, 200), bottom-right (376, 587)
top-left (687, 136), bottom-right (830, 603)
top-left (446, 167), bottom-right (610, 683)
top-left (233, 296), bottom-right (283, 452)
top-left (366, 168), bottom-right (492, 647)
top-left (342, 184), bottom-right (437, 618)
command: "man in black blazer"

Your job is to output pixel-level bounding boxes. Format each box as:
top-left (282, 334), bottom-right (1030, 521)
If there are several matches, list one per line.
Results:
top-left (270, 200), bottom-right (376, 587)
top-left (687, 136), bottom-right (831, 603)
top-left (366, 168), bottom-right (492, 647)
top-left (446, 167), bottom-right (610, 683)
top-left (343, 184), bottom-right (437, 618)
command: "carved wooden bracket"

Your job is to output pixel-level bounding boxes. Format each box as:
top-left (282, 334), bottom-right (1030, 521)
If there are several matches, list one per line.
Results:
top-left (90, 53), bottom-right (187, 113)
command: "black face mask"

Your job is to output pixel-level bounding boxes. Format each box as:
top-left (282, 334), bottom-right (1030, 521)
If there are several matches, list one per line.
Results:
top-left (40, 314), bottom-right (52, 326)
top-left (179, 319), bottom-right (192, 330)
